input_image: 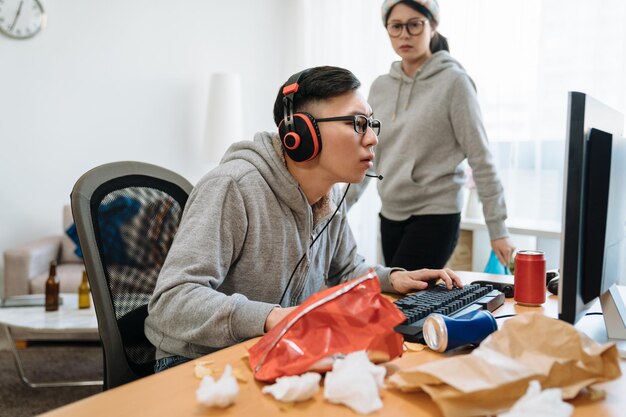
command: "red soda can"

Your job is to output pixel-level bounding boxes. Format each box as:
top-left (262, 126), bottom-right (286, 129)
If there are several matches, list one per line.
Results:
top-left (513, 250), bottom-right (546, 306)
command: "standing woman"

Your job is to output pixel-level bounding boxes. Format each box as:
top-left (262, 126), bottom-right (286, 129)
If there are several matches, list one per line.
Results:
top-left (349, 0), bottom-right (515, 270)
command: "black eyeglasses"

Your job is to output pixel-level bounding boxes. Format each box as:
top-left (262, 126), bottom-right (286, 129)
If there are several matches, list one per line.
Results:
top-left (386, 19), bottom-right (427, 37)
top-left (316, 114), bottom-right (381, 135)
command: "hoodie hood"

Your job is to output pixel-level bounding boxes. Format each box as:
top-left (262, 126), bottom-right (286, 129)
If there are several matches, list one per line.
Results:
top-left (389, 51), bottom-right (465, 119)
top-left (218, 132), bottom-right (335, 223)
top-left (389, 50), bottom-right (464, 82)
top-left (219, 131), bottom-right (307, 215)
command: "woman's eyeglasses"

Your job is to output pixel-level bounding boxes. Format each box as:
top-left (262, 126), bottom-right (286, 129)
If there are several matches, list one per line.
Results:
top-left (316, 114), bottom-right (381, 135)
top-left (386, 19), bottom-right (427, 37)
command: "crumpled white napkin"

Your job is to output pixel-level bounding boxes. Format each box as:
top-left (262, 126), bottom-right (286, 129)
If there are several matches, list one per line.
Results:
top-left (499, 380), bottom-right (574, 417)
top-left (324, 351), bottom-right (386, 415)
top-left (195, 364), bottom-right (239, 408)
top-left (262, 372), bottom-right (321, 402)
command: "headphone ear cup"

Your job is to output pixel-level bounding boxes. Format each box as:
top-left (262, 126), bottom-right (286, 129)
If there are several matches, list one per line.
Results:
top-left (281, 113), bottom-right (322, 162)
top-left (279, 121), bottom-right (300, 153)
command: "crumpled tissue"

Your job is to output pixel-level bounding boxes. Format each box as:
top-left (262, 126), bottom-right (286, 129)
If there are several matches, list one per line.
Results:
top-left (262, 372), bottom-right (321, 402)
top-left (195, 364), bottom-right (239, 408)
top-left (499, 380), bottom-right (573, 417)
top-left (324, 350), bottom-right (387, 415)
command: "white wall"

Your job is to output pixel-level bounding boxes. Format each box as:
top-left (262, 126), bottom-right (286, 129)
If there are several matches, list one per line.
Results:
top-left (0, 0), bottom-right (292, 291)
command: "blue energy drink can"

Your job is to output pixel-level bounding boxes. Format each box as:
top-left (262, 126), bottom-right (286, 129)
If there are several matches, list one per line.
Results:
top-left (422, 310), bottom-right (498, 352)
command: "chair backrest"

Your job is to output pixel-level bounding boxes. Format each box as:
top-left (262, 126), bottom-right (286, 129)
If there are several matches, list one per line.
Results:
top-left (71, 161), bottom-right (192, 390)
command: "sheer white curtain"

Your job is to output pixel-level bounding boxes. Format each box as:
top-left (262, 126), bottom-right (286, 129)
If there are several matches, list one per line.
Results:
top-left (290, 0), bottom-right (626, 265)
top-left (286, 0), bottom-right (395, 89)
top-left (439, 0), bottom-right (626, 225)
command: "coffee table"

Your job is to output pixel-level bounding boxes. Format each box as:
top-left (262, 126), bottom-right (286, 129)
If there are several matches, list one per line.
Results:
top-left (0, 293), bottom-right (102, 388)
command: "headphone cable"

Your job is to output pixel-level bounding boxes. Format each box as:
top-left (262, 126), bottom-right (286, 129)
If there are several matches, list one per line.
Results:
top-left (278, 183), bottom-right (351, 305)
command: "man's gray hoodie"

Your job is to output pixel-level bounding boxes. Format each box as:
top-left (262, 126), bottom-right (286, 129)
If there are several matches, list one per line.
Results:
top-left (145, 132), bottom-right (396, 359)
top-left (350, 51), bottom-right (508, 240)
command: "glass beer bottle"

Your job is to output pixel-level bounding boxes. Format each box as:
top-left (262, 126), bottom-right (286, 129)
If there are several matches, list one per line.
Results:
top-left (45, 260), bottom-right (60, 311)
top-left (78, 271), bottom-right (91, 309)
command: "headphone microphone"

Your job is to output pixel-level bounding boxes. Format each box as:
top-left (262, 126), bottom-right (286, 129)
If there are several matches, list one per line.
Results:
top-left (366, 173), bottom-right (384, 180)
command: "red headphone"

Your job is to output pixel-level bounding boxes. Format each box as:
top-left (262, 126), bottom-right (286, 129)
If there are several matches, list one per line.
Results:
top-left (278, 69), bottom-right (322, 162)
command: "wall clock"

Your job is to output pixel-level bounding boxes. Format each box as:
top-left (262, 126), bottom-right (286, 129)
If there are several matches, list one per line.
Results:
top-left (0, 0), bottom-right (46, 39)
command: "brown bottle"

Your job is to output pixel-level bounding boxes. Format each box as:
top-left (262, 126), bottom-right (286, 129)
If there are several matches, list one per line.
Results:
top-left (78, 271), bottom-right (91, 309)
top-left (45, 261), bottom-right (60, 311)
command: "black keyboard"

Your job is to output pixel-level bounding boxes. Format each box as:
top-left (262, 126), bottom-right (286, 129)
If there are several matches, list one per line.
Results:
top-left (394, 283), bottom-right (505, 343)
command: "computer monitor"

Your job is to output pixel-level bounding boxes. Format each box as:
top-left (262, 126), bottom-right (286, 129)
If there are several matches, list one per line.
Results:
top-left (558, 91), bottom-right (626, 356)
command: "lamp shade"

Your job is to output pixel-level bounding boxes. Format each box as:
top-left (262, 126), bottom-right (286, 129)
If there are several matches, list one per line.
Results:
top-left (203, 73), bottom-right (243, 163)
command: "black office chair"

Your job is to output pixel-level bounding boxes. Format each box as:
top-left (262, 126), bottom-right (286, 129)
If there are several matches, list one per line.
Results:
top-left (71, 161), bottom-right (192, 390)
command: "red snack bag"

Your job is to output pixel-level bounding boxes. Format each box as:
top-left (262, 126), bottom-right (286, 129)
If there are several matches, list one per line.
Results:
top-left (248, 269), bottom-right (406, 382)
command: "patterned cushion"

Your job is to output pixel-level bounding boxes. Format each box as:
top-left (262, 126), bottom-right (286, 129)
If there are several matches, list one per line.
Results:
top-left (99, 187), bottom-right (183, 320)
top-left (118, 190), bottom-right (179, 269)
top-left (66, 189), bottom-right (180, 270)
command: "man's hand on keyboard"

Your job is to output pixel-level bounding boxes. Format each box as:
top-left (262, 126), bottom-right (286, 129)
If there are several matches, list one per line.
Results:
top-left (389, 268), bottom-right (462, 294)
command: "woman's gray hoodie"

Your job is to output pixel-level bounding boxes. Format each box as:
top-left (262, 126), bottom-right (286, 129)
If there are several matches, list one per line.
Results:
top-left (350, 51), bottom-right (508, 240)
top-left (145, 132), bottom-right (396, 359)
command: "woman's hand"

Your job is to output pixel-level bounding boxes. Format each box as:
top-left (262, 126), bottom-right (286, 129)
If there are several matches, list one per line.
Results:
top-left (390, 268), bottom-right (462, 294)
top-left (491, 237), bottom-right (516, 267)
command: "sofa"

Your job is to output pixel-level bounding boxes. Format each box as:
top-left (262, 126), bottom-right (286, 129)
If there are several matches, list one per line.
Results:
top-left (3, 205), bottom-right (86, 298)
top-left (2, 205), bottom-right (98, 341)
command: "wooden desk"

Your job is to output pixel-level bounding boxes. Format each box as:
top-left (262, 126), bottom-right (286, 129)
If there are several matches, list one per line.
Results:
top-left (40, 272), bottom-right (624, 417)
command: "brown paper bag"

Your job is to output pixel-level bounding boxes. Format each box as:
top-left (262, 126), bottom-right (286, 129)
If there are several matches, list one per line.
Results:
top-left (388, 313), bottom-right (621, 417)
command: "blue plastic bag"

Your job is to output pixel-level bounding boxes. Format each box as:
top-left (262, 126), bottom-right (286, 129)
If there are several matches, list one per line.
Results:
top-left (483, 250), bottom-right (511, 275)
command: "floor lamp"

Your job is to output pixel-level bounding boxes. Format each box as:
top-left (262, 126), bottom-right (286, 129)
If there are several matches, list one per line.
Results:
top-left (203, 73), bottom-right (243, 164)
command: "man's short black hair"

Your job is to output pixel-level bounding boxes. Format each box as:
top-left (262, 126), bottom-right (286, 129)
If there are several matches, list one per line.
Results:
top-left (273, 66), bottom-right (361, 127)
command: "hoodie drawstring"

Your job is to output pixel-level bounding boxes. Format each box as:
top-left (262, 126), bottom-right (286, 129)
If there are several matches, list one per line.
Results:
top-left (392, 79), bottom-right (403, 121)
top-left (405, 70), bottom-right (420, 110)
top-left (392, 70), bottom-right (420, 121)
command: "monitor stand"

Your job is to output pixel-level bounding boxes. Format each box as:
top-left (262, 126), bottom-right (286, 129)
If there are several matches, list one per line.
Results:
top-left (600, 285), bottom-right (626, 359)
top-left (575, 285), bottom-right (626, 359)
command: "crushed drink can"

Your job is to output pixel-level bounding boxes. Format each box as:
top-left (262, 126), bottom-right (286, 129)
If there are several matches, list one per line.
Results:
top-left (513, 250), bottom-right (546, 306)
top-left (422, 310), bottom-right (498, 352)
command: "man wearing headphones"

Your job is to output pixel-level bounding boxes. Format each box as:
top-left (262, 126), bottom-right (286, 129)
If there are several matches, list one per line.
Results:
top-left (145, 66), bottom-right (461, 371)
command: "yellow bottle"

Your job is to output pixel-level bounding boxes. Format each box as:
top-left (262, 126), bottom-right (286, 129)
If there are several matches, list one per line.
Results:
top-left (78, 271), bottom-right (91, 309)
